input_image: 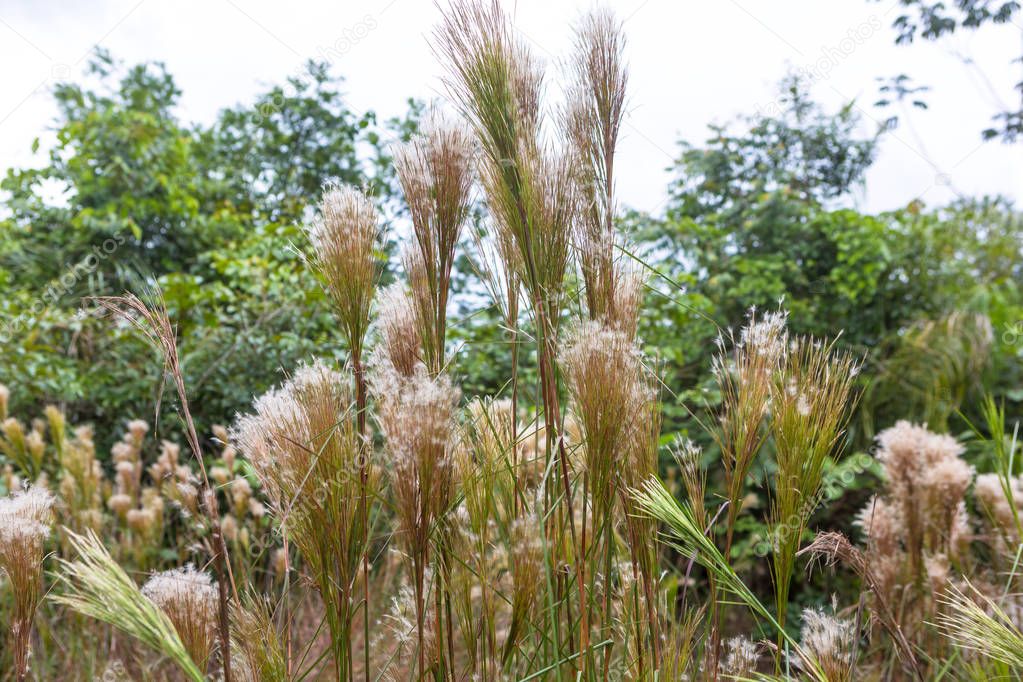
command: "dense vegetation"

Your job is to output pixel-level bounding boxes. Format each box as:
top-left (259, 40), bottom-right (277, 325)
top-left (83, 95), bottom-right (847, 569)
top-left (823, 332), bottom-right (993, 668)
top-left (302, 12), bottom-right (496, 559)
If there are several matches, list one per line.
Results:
top-left (0, 1), bottom-right (1021, 680)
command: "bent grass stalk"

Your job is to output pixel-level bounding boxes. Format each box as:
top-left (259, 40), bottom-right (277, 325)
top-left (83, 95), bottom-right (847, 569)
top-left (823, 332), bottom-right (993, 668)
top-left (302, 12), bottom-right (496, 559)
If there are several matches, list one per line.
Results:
top-left (95, 293), bottom-right (237, 681)
top-left (634, 478), bottom-right (830, 682)
top-left (51, 529), bottom-right (206, 682)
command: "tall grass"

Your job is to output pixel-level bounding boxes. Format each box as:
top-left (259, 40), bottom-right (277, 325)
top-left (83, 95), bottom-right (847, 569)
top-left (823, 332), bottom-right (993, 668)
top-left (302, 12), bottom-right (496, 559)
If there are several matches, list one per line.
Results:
top-left (2, 3), bottom-right (1021, 681)
top-left (0, 487), bottom-right (53, 681)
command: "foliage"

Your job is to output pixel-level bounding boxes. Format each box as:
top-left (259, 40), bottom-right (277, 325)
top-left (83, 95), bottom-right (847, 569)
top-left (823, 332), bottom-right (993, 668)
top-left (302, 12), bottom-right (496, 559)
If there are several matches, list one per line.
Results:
top-left (877, 0), bottom-right (1023, 141)
top-left (2, 49), bottom-right (234, 284)
top-left (635, 79), bottom-right (1022, 441)
top-left (0, 52), bottom-right (419, 448)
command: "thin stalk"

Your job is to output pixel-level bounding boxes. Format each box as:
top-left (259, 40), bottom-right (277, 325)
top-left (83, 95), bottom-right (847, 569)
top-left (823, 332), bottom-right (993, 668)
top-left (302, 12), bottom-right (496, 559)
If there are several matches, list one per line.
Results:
top-left (415, 556), bottom-right (427, 681)
top-left (353, 354), bottom-right (371, 682)
top-left (509, 286), bottom-right (521, 516)
top-left (434, 570), bottom-right (445, 681)
top-left (536, 328), bottom-right (586, 676)
top-left (283, 534), bottom-right (293, 678)
top-left (96, 294), bottom-right (236, 682)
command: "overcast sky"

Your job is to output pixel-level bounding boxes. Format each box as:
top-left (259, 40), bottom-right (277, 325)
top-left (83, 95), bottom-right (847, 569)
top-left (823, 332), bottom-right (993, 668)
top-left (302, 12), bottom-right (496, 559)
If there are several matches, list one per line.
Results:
top-left (1, 0), bottom-right (1020, 217)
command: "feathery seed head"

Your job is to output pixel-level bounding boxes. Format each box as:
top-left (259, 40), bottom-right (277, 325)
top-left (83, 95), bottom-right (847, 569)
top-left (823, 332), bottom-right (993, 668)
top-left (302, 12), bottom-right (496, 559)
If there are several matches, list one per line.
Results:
top-left (174, 482), bottom-right (199, 514)
top-left (126, 508), bottom-right (157, 535)
top-left (394, 111), bottom-right (474, 242)
top-left (721, 636), bottom-right (759, 678)
top-left (375, 283), bottom-right (422, 379)
top-left (740, 309), bottom-right (789, 364)
top-left (211, 424), bottom-right (229, 443)
top-left (307, 184), bottom-right (380, 359)
top-left (3, 417), bottom-right (26, 446)
top-left (0, 485), bottom-right (55, 665)
top-left (233, 359), bottom-right (354, 513)
top-left (230, 476), bottom-right (252, 502)
top-left (854, 496), bottom-right (901, 557)
top-left (562, 321), bottom-right (647, 476)
top-left (875, 420), bottom-right (964, 484)
top-left (565, 8), bottom-right (632, 331)
top-left (142, 565), bottom-right (219, 670)
top-left (209, 466), bottom-right (230, 486)
top-left (925, 553), bottom-right (951, 593)
top-left (221, 514), bottom-right (239, 542)
top-left (799, 607), bottom-right (856, 681)
top-left (248, 498), bottom-right (266, 519)
top-left (127, 419), bottom-right (149, 442)
top-left (923, 456), bottom-right (974, 510)
top-left (398, 106), bottom-right (474, 373)
top-left (107, 493), bottom-right (133, 517)
top-left (0, 486), bottom-right (54, 549)
top-left (375, 368), bottom-right (460, 554)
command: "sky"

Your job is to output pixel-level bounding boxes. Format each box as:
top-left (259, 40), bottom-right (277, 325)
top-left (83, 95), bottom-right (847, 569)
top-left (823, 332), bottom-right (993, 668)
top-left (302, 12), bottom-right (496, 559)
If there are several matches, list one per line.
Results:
top-left (0, 0), bottom-right (1020, 217)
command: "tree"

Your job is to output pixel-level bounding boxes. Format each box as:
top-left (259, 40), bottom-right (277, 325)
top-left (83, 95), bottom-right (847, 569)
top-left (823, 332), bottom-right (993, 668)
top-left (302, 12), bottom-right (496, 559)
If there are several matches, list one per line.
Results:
top-left (0, 52), bottom-right (414, 447)
top-left (196, 61), bottom-right (398, 226)
top-left (644, 76), bottom-right (884, 340)
top-left (1, 49), bottom-right (227, 286)
top-left (877, 0), bottom-right (1023, 142)
top-left (668, 74), bottom-right (880, 222)
top-left (634, 76), bottom-right (1021, 440)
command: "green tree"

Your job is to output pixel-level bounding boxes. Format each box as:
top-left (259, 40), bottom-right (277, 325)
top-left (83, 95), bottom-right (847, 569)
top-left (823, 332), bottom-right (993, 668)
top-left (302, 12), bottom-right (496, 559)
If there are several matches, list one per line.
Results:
top-left (668, 74), bottom-right (880, 221)
top-left (1, 49), bottom-right (229, 285)
top-left (635, 77), bottom-right (1021, 439)
top-left (196, 60), bottom-right (398, 226)
top-left (0, 52), bottom-right (413, 447)
top-left (876, 0), bottom-right (1022, 141)
top-left (642, 76), bottom-right (884, 343)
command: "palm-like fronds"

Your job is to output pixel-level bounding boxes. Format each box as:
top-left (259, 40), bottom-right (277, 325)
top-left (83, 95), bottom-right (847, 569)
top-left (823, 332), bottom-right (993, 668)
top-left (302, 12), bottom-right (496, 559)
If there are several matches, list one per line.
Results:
top-left (863, 311), bottom-right (993, 434)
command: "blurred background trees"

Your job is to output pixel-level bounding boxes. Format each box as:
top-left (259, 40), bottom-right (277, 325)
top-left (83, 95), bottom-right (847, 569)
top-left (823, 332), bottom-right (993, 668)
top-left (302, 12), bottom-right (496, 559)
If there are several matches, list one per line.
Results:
top-left (876, 0), bottom-right (1022, 142)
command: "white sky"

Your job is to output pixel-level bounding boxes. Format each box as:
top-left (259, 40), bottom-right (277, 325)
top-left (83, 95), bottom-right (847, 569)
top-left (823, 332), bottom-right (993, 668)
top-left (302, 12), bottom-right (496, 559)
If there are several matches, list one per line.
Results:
top-left (0, 0), bottom-right (1020, 217)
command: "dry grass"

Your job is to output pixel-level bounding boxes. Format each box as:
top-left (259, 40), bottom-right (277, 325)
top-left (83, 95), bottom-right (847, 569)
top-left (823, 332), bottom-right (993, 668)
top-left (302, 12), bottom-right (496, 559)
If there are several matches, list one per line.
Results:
top-left (2, 3), bottom-right (1022, 682)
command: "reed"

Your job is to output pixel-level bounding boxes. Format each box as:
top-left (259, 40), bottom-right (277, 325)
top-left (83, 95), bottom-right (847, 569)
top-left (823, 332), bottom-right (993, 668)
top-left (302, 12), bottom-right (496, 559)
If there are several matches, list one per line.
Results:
top-left (9, 4), bottom-right (1020, 682)
top-left (0, 487), bottom-right (54, 681)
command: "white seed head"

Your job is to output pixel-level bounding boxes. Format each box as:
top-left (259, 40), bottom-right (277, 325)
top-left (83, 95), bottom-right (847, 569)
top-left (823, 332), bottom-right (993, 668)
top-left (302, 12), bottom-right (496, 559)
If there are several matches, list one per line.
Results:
top-left (0, 486), bottom-right (54, 546)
